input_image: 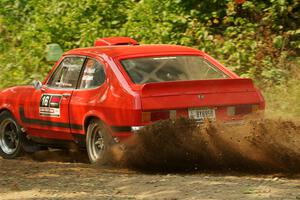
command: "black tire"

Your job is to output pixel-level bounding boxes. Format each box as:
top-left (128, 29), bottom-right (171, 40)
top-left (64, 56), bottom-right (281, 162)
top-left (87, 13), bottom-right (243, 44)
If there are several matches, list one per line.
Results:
top-left (86, 120), bottom-right (114, 164)
top-left (0, 111), bottom-right (24, 159)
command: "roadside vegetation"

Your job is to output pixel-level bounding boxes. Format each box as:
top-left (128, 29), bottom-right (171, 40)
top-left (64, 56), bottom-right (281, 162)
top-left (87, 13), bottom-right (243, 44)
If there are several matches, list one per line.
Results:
top-left (0, 0), bottom-right (299, 117)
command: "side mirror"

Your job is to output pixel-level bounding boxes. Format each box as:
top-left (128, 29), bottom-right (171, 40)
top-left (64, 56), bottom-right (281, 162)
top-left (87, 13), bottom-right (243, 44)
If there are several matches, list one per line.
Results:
top-left (33, 80), bottom-right (43, 90)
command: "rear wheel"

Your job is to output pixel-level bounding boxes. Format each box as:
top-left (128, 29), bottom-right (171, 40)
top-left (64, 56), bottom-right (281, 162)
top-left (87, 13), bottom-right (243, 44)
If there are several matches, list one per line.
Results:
top-left (86, 120), bottom-right (113, 164)
top-left (0, 111), bottom-right (24, 159)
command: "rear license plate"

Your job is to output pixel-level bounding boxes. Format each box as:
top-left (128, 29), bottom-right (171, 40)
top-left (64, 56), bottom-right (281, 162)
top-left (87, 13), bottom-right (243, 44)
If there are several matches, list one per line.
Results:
top-left (188, 108), bottom-right (216, 122)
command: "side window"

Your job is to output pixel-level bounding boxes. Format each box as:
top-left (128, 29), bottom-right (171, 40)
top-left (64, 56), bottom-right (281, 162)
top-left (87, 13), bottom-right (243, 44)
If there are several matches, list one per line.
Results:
top-left (79, 58), bottom-right (106, 89)
top-left (47, 57), bottom-right (85, 88)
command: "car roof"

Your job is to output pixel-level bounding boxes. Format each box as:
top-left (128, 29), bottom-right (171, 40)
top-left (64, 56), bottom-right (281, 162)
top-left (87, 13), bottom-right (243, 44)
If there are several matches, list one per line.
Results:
top-left (65, 44), bottom-right (203, 58)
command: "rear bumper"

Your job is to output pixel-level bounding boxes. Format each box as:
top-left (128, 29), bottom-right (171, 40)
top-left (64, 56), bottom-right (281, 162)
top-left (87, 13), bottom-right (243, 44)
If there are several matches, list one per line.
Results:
top-left (111, 126), bottom-right (144, 142)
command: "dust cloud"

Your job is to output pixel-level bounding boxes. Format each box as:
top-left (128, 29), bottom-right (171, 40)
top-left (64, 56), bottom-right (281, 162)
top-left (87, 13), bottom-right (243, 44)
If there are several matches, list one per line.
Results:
top-left (112, 117), bottom-right (300, 173)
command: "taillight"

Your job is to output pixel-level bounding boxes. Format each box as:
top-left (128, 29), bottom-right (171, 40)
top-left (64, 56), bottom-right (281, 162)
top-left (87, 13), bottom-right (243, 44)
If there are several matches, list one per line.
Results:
top-left (151, 111), bottom-right (170, 121)
top-left (227, 104), bottom-right (259, 116)
top-left (142, 110), bottom-right (177, 123)
top-left (236, 105), bottom-right (252, 115)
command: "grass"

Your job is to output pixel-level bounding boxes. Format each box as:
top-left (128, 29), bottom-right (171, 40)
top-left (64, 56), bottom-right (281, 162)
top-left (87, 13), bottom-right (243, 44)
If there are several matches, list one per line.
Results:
top-left (263, 79), bottom-right (300, 119)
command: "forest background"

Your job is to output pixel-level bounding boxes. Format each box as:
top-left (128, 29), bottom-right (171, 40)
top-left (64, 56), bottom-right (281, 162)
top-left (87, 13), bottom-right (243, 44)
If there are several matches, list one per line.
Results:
top-left (0, 0), bottom-right (299, 117)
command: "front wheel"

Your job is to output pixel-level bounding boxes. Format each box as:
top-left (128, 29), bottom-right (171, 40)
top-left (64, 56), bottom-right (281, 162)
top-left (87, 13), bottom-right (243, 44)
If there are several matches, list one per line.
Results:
top-left (0, 111), bottom-right (24, 159)
top-left (86, 120), bottom-right (113, 164)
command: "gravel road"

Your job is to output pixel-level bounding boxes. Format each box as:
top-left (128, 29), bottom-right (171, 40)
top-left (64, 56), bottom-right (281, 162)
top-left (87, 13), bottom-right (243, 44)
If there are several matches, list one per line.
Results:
top-left (1, 118), bottom-right (300, 199)
top-left (1, 157), bottom-right (300, 200)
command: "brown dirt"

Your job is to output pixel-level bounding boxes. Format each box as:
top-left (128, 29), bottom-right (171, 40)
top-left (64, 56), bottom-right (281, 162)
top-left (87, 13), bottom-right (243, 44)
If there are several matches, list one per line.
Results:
top-left (113, 117), bottom-right (300, 173)
top-left (1, 117), bottom-right (300, 199)
top-left (1, 157), bottom-right (300, 199)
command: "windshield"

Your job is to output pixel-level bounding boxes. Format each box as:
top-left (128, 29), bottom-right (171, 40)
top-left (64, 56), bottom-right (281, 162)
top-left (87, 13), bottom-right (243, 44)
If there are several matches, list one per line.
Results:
top-left (120, 56), bottom-right (229, 84)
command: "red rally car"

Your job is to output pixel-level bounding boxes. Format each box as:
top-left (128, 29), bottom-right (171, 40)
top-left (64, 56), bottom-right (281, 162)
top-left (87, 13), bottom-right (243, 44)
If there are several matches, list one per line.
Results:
top-left (0, 37), bottom-right (265, 163)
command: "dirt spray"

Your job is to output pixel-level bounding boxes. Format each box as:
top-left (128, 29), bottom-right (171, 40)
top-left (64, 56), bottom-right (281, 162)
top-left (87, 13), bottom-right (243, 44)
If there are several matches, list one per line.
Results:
top-left (112, 117), bottom-right (300, 173)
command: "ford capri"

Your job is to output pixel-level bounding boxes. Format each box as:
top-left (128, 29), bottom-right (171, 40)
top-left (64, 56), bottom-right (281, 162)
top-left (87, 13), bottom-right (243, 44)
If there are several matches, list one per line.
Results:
top-left (0, 37), bottom-right (265, 163)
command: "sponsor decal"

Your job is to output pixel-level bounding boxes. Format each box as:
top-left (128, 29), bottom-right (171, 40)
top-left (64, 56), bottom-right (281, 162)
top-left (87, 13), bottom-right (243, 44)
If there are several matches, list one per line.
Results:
top-left (39, 94), bottom-right (62, 117)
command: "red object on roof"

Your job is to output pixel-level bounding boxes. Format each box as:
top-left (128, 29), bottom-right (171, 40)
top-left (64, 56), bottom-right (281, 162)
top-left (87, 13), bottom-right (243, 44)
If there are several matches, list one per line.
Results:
top-left (235, 0), bottom-right (245, 4)
top-left (67, 44), bottom-right (200, 59)
top-left (94, 37), bottom-right (139, 46)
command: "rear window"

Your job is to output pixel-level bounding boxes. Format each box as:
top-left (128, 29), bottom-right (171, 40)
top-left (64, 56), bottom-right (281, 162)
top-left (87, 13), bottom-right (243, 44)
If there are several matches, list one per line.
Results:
top-left (120, 56), bottom-right (229, 84)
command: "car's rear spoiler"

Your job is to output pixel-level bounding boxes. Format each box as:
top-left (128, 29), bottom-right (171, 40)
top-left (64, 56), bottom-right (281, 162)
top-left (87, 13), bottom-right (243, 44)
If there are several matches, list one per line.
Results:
top-left (141, 78), bottom-right (255, 97)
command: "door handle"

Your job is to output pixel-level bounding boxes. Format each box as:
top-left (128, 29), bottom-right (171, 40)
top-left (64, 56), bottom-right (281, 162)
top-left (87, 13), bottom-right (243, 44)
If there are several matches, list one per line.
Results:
top-left (62, 93), bottom-right (71, 98)
top-left (41, 87), bottom-right (46, 93)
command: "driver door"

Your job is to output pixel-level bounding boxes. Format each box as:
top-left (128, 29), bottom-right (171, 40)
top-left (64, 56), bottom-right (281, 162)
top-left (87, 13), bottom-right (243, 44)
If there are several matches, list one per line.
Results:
top-left (23, 56), bottom-right (86, 139)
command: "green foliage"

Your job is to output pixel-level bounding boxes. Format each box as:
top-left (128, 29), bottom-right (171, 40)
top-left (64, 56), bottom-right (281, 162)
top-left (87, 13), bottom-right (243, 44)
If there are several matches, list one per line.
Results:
top-left (0, 0), bottom-right (132, 86)
top-left (124, 0), bottom-right (299, 87)
top-left (0, 0), bottom-right (299, 91)
top-left (264, 78), bottom-right (300, 119)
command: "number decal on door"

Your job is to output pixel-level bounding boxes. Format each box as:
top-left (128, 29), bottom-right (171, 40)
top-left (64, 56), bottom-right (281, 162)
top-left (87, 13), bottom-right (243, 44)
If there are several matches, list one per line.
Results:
top-left (39, 94), bottom-right (62, 117)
